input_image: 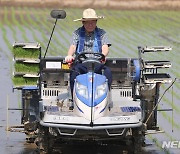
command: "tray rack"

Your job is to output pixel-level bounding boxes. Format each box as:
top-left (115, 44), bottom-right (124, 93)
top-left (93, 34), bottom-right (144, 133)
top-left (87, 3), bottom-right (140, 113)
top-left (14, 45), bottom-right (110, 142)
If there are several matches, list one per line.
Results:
top-left (138, 46), bottom-right (172, 84)
top-left (12, 42), bottom-right (41, 87)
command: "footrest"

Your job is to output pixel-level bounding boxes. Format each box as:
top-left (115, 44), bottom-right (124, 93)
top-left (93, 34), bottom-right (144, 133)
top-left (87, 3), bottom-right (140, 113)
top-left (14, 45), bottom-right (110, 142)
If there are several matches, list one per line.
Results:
top-left (13, 42), bottom-right (40, 49)
top-left (144, 61), bottom-right (172, 68)
top-left (14, 58), bottom-right (40, 64)
top-left (23, 74), bottom-right (39, 78)
top-left (13, 72), bottom-right (39, 78)
top-left (144, 73), bottom-right (172, 83)
top-left (142, 46), bottom-right (172, 52)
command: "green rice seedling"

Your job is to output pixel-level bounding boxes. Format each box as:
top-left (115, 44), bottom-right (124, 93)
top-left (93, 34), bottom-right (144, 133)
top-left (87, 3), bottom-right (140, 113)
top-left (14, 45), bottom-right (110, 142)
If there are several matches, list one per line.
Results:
top-left (14, 62), bottom-right (39, 73)
top-left (3, 7), bottom-right (17, 41)
top-left (13, 76), bottom-right (25, 86)
top-left (159, 126), bottom-right (177, 141)
top-left (37, 8), bottom-right (67, 55)
top-left (0, 22), bottom-right (12, 52)
top-left (159, 106), bottom-right (180, 131)
top-left (148, 135), bottom-right (171, 154)
top-left (19, 7), bottom-right (45, 49)
top-left (13, 76), bottom-right (38, 86)
top-left (13, 47), bottom-right (40, 59)
top-left (11, 7), bottom-right (28, 42)
top-left (27, 7), bottom-right (58, 56)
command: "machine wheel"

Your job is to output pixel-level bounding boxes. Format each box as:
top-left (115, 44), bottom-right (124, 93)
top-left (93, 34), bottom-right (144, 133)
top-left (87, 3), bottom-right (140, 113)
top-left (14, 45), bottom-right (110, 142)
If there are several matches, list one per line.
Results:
top-left (133, 139), bottom-right (142, 154)
top-left (36, 126), bottom-right (54, 153)
top-left (132, 128), bottom-right (145, 154)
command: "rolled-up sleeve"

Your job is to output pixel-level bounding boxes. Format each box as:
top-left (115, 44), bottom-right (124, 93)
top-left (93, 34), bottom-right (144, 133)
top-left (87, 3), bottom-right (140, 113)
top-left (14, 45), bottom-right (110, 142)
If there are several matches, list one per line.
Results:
top-left (99, 29), bottom-right (111, 46)
top-left (101, 33), bottom-right (109, 45)
top-left (70, 29), bottom-right (80, 46)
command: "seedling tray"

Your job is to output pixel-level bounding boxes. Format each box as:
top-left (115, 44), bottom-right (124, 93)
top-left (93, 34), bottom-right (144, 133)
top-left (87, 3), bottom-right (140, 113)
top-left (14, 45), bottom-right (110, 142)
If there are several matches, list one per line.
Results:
top-left (144, 73), bottom-right (172, 83)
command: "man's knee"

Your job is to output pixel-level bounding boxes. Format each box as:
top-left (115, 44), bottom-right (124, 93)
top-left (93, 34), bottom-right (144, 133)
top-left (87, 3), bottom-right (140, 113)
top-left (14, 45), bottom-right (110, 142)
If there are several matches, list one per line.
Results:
top-left (103, 66), bottom-right (112, 86)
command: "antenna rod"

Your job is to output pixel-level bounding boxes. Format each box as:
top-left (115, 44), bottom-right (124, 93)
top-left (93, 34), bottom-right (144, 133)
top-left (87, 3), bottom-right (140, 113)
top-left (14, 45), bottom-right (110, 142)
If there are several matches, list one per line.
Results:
top-left (172, 83), bottom-right (174, 132)
top-left (90, 63), bottom-right (95, 127)
top-left (44, 19), bottom-right (57, 58)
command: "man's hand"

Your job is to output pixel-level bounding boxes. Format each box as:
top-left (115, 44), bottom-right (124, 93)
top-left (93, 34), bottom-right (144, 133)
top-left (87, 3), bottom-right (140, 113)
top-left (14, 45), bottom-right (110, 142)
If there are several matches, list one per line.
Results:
top-left (101, 57), bottom-right (106, 64)
top-left (65, 55), bottom-right (74, 63)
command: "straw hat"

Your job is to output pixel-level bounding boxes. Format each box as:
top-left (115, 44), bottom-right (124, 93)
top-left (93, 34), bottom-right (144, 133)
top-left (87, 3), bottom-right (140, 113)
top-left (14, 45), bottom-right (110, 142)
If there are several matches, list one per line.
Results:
top-left (74, 8), bottom-right (104, 22)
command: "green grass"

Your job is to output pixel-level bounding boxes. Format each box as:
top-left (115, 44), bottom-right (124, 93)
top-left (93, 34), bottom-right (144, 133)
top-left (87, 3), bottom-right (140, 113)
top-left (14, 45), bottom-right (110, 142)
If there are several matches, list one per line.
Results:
top-left (10, 7), bottom-right (29, 42)
top-left (3, 7), bottom-right (17, 41)
top-left (148, 134), bottom-right (170, 154)
top-left (14, 62), bottom-right (39, 73)
top-left (12, 76), bottom-right (38, 86)
top-left (13, 47), bottom-right (40, 59)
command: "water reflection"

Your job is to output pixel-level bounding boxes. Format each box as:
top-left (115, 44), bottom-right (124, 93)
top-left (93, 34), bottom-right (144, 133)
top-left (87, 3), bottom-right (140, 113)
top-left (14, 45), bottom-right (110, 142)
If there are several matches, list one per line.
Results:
top-left (19, 141), bottom-right (155, 154)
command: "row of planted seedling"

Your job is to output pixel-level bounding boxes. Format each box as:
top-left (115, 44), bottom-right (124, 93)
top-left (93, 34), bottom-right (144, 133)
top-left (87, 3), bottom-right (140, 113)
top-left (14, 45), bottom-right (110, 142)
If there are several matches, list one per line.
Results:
top-left (12, 43), bottom-right (40, 87)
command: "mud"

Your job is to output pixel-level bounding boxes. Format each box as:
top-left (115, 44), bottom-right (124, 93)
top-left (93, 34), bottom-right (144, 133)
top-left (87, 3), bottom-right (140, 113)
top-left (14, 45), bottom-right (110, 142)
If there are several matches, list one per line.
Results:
top-left (0, 34), bottom-right (179, 154)
top-left (0, 6), bottom-right (180, 154)
top-left (0, 30), bottom-right (160, 154)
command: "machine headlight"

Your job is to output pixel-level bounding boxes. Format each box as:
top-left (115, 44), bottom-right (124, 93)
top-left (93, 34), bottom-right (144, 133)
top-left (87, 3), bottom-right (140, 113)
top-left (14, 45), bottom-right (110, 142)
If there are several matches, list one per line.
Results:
top-left (95, 83), bottom-right (108, 99)
top-left (76, 82), bottom-right (88, 99)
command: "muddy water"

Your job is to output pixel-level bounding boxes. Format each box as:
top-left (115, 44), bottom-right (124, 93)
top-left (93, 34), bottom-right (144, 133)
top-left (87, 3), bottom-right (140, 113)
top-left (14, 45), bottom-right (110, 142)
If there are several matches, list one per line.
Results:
top-left (0, 40), bottom-right (160, 154)
top-left (0, 9), bottom-right (180, 153)
top-left (0, 44), bottom-right (177, 154)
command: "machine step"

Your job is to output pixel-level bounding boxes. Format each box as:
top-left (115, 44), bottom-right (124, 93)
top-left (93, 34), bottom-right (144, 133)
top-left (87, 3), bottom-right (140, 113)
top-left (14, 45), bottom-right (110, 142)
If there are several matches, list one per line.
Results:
top-left (144, 60), bottom-right (171, 69)
top-left (143, 73), bottom-right (172, 83)
top-left (141, 46), bottom-right (172, 53)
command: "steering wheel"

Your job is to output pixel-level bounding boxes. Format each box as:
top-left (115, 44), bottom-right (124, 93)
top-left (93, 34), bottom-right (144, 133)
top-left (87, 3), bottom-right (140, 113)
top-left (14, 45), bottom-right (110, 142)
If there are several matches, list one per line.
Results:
top-left (77, 52), bottom-right (105, 64)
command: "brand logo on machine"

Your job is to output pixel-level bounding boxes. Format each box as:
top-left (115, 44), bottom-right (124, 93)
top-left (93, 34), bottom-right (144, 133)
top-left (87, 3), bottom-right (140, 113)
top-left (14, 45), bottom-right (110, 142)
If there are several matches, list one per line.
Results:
top-left (53, 116), bottom-right (69, 121)
top-left (110, 116), bottom-right (130, 122)
top-left (162, 141), bottom-right (180, 149)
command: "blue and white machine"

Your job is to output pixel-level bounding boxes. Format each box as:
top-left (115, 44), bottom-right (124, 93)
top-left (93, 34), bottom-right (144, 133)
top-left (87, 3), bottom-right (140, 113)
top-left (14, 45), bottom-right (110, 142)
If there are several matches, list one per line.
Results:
top-left (74, 72), bottom-right (109, 121)
top-left (73, 53), bottom-right (110, 123)
top-left (10, 10), bottom-right (173, 154)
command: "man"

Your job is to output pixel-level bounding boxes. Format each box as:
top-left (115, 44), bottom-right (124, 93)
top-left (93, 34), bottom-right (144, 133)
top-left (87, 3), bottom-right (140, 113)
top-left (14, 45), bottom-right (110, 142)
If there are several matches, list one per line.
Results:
top-left (65, 8), bottom-right (112, 101)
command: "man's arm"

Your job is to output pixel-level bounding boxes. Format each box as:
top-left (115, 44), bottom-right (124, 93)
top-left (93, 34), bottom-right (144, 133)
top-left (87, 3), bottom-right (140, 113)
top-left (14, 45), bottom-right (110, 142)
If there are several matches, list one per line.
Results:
top-left (68, 45), bottom-right (76, 56)
top-left (65, 29), bottom-right (79, 63)
top-left (100, 29), bottom-right (110, 57)
top-left (65, 45), bottom-right (76, 63)
top-left (102, 44), bottom-right (109, 57)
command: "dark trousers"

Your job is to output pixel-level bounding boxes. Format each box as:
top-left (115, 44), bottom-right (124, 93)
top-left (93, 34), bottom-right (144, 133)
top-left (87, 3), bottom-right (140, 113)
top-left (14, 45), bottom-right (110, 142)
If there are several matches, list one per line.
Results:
top-left (70, 63), bottom-right (112, 96)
